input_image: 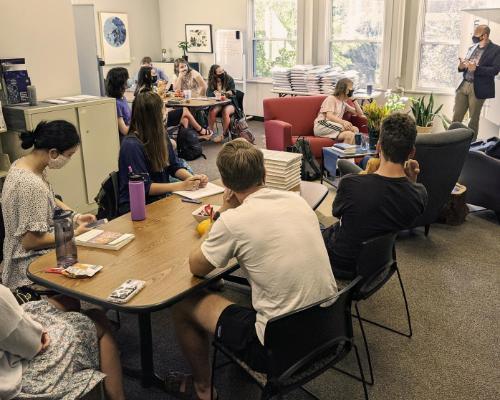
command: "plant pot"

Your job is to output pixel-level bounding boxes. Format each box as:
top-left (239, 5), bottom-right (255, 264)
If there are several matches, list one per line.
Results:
top-left (368, 128), bottom-right (379, 150)
top-left (416, 125), bottom-right (433, 134)
top-left (182, 55), bottom-right (189, 62)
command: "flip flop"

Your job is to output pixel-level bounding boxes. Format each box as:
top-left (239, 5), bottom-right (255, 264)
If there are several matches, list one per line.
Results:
top-left (164, 372), bottom-right (218, 400)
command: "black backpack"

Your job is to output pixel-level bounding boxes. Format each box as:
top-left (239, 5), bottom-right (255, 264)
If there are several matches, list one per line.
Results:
top-left (177, 126), bottom-right (206, 161)
top-left (94, 171), bottom-right (120, 220)
top-left (287, 137), bottom-right (322, 181)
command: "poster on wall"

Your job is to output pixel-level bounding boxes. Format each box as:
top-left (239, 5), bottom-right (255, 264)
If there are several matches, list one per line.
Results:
top-left (185, 24), bottom-right (213, 53)
top-left (99, 12), bottom-right (131, 64)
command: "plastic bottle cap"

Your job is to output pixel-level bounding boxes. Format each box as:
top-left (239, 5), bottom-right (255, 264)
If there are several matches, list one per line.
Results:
top-left (53, 209), bottom-right (73, 220)
top-left (129, 173), bottom-right (144, 181)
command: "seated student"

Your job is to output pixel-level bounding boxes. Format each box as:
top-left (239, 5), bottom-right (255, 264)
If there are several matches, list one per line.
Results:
top-left (173, 58), bottom-right (207, 98)
top-left (0, 284), bottom-right (125, 400)
top-left (166, 139), bottom-right (338, 400)
top-left (313, 77), bottom-right (364, 144)
top-left (118, 91), bottom-right (208, 214)
top-left (137, 66), bottom-right (212, 139)
top-left (134, 56), bottom-right (169, 87)
top-left (106, 67), bottom-right (131, 141)
top-left (322, 113), bottom-right (428, 279)
top-left (206, 64), bottom-right (236, 141)
top-left (1, 121), bottom-right (95, 290)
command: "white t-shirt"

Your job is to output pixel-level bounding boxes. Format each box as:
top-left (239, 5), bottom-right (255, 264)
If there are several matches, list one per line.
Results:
top-left (201, 188), bottom-right (338, 345)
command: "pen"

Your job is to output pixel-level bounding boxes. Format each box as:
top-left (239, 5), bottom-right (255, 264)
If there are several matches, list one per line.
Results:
top-left (182, 198), bottom-right (202, 204)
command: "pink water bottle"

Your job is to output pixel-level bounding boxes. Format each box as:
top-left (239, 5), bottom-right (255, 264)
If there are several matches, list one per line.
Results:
top-left (128, 167), bottom-right (146, 221)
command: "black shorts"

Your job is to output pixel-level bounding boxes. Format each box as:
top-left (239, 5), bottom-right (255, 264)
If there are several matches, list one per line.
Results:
top-left (215, 304), bottom-right (268, 373)
top-left (166, 108), bottom-right (183, 128)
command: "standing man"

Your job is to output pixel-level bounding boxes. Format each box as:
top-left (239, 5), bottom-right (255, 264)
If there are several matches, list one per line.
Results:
top-left (453, 25), bottom-right (500, 140)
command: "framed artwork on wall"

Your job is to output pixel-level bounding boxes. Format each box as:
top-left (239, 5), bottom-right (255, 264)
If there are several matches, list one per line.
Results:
top-left (98, 12), bottom-right (131, 64)
top-left (185, 24), bottom-right (213, 53)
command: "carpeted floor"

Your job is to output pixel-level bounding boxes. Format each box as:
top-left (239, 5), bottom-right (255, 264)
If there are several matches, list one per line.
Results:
top-left (118, 121), bottom-right (500, 400)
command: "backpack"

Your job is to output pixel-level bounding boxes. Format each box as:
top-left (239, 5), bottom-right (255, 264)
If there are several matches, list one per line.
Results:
top-left (287, 137), bottom-right (322, 181)
top-left (94, 171), bottom-right (120, 220)
top-left (230, 97), bottom-right (255, 144)
top-left (177, 126), bottom-right (206, 161)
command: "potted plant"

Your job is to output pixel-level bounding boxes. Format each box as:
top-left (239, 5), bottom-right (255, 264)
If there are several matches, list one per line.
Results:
top-left (178, 41), bottom-right (190, 61)
top-left (410, 93), bottom-right (443, 134)
top-left (362, 100), bottom-right (389, 149)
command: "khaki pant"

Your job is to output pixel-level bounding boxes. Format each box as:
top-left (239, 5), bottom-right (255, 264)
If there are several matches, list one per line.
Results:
top-left (452, 80), bottom-right (485, 141)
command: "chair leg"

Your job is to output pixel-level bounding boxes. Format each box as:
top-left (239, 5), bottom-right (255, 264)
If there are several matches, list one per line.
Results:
top-left (354, 303), bottom-right (375, 385)
top-left (353, 344), bottom-right (369, 400)
top-left (210, 348), bottom-right (218, 400)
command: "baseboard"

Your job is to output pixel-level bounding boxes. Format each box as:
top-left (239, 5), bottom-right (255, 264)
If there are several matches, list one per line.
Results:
top-left (248, 115), bottom-right (264, 122)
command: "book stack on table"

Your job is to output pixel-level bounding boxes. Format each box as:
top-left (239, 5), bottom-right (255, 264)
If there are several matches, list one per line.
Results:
top-left (261, 149), bottom-right (302, 191)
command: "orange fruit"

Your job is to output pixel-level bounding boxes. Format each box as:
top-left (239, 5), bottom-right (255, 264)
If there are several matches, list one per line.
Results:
top-left (196, 219), bottom-right (212, 237)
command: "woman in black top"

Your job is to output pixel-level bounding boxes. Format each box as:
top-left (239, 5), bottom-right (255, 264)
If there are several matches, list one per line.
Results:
top-left (207, 65), bottom-right (236, 141)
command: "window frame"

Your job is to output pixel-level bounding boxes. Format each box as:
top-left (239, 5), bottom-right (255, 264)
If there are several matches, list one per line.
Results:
top-left (247, 0), bottom-right (305, 81)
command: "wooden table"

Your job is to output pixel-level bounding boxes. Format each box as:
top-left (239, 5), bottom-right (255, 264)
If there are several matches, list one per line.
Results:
top-left (165, 97), bottom-right (231, 109)
top-left (27, 180), bottom-right (329, 387)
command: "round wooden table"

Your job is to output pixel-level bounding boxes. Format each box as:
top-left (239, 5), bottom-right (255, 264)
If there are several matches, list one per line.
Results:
top-left (165, 97), bottom-right (231, 109)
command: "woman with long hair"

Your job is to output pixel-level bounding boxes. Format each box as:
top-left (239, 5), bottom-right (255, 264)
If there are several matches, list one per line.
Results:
top-left (173, 58), bottom-right (207, 97)
top-left (106, 67), bottom-right (131, 140)
top-left (313, 77), bottom-right (364, 144)
top-left (118, 91), bottom-right (208, 214)
top-left (207, 64), bottom-right (236, 141)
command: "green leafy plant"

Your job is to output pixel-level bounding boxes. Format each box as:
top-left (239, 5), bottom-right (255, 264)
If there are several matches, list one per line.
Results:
top-left (178, 41), bottom-right (190, 58)
top-left (362, 100), bottom-right (389, 131)
top-left (410, 94), bottom-right (443, 127)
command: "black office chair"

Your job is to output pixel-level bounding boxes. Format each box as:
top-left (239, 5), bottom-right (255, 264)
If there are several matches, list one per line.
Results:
top-left (211, 277), bottom-right (369, 400)
top-left (341, 232), bottom-right (411, 386)
top-left (95, 171), bottom-right (120, 221)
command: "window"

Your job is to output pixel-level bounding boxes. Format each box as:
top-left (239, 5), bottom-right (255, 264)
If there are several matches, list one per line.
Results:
top-left (252, 0), bottom-right (298, 78)
top-left (417, 0), bottom-right (498, 90)
top-left (329, 0), bottom-right (386, 87)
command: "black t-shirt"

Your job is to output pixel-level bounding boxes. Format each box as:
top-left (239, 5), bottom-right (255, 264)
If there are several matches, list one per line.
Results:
top-left (322, 173), bottom-right (428, 279)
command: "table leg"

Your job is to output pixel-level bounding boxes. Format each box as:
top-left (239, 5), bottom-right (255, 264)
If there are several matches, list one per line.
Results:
top-left (122, 313), bottom-right (163, 389)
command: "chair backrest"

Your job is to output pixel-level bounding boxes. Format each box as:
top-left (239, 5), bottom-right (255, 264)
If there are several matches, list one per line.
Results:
top-left (94, 171), bottom-right (120, 220)
top-left (459, 149), bottom-right (500, 211)
top-left (412, 128), bottom-right (473, 228)
top-left (264, 277), bottom-right (361, 381)
top-left (263, 95), bottom-right (326, 136)
top-left (354, 232), bottom-right (398, 300)
top-left (235, 90), bottom-right (245, 113)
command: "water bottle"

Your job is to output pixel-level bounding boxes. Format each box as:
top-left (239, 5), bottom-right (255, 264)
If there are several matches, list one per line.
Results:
top-left (53, 209), bottom-right (78, 267)
top-left (129, 172), bottom-right (146, 221)
top-left (27, 85), bottom-right (37, 106)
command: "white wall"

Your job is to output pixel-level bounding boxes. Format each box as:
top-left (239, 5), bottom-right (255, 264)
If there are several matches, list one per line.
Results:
top-left (72, 0), bottom-right (162, 78)
top-left (0, 0), bottom-right (81, 99)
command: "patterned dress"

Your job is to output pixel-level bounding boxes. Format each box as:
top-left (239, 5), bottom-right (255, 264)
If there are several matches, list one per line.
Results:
top-left (18, 300), bottom-right (105, 399)
top-left (1, 164), bottom-right (56, 289)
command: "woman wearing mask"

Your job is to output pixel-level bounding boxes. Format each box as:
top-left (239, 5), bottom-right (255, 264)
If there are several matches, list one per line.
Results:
top-left (1, 120), bottom-right (95, 290)
top-left (207, 64), bottom-right (236, 141)
top-left (313, 77), bottom-right (364, 144)
top-left (106, 67), bottom-right (132, 141)
top-left (0, 283), bottom-right (125, 400)
top-left (118, 91), bottom-right (208, 214)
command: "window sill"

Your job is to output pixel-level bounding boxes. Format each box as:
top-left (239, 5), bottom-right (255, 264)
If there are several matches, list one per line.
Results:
top-left (403, 88), bottom-right (456, 96)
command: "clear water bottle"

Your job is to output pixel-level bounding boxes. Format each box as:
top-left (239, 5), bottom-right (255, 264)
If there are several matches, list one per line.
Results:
top-left (53, 209), bottom-right (78, 267)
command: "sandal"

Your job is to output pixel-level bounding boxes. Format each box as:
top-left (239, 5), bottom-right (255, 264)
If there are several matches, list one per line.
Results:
top-left (164, 372), bottom-right (218, 400)
top-left (210, 131), bottom-right (224, 143)
top-left (196, 127), bottom-right (213, 136)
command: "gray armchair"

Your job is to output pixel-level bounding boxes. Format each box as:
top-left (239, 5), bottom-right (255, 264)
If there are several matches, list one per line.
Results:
top-left (412, 127), bottom-right (474, 234)
top-left (459, 149), bottom-right (500, 222)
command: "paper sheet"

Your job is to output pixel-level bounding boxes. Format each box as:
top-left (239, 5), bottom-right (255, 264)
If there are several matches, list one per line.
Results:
top-left (174, 182), bottom-right (224, 200)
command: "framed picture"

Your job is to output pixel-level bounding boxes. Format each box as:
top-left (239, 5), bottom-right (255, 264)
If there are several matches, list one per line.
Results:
top-left (98, 12), bottom-right (131, 64)
top-left (185, 24), bottom-right (213, 53)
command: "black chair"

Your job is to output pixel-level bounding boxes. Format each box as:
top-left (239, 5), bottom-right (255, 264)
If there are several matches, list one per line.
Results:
top-left (94, 171), bottom-right (120, 221)
top-left (344, 232), bottom-right (410, 386)
top-left (211, 277), bottom-right (368, 400)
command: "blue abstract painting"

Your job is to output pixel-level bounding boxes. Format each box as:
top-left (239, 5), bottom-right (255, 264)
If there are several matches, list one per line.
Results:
top-left (104, 17), bottom-right (127, 47)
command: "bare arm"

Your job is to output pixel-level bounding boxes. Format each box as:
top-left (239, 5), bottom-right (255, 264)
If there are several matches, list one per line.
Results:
top-left (55, 198), bottom-right (71, 211)
top-left (196, 74), bottom-right (207, 96)
top-left (189, 246), bottom-right (215, 276)
top-left (350, 100), bottom-right (364, 117)
top-left (173, 76), bottom-right (183, 91)
top-left (118, 117), bottom-right (129, 136)
top-left (21, 231), bottom-right (55, 251)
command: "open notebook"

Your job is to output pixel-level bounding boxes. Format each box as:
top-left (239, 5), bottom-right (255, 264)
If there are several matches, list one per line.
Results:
top-left (174, 182), bottom-right (224, 200)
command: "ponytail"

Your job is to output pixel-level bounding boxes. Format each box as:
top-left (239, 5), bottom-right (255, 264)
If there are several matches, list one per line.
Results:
top-left (19, 120), bottom-right (80, 152)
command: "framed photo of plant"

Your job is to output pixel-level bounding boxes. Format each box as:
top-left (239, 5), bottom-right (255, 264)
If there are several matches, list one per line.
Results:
top-left (185, 24), bottom-right (213, 53)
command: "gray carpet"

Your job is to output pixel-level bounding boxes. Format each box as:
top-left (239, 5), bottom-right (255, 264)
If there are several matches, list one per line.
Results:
top-left (118, 122), bottom-right (500, 400)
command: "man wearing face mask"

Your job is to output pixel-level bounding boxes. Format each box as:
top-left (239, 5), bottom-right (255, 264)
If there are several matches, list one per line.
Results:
top-left (1, 120), bottom-right (95, 290)
top-left (453, 25), bottom-right (500, 140)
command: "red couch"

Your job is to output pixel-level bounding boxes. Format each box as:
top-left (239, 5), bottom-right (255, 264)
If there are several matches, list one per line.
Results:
top-left (263, 95), bottom-right (368, 159)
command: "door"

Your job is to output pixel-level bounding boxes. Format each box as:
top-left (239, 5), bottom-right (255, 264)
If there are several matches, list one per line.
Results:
top-left (73, 5), bottom-right (101, 96)
top-left (77, 101), bottom-right (120, 203)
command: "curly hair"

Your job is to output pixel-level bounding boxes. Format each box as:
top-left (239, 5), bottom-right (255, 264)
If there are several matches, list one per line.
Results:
top-left (379, 113), bottom-right (417, 164)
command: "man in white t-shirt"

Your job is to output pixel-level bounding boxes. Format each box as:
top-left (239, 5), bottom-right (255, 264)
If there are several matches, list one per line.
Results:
top-left (169, 139), bottom-right (338, 400)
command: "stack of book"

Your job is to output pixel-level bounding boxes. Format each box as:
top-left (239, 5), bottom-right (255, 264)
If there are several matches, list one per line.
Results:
top-left (271, 67), bottom-right (292, 92)
top-left (333, 143), bottom-right (358, 154)
top-left (261, 149), bottom-right (302, 191)
top-left (321, 69), bottom-right (360, 95)
top-left (306, 65), bottom-right (332, 94)
top-left (290, 65), bottom-right (314, 92)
